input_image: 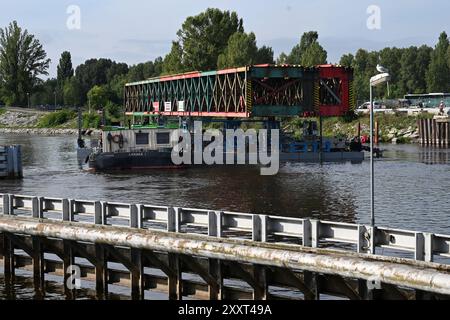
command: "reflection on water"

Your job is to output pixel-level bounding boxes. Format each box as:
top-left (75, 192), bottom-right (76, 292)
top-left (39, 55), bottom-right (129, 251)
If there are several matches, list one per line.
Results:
top-left (1, 135), bottom-right (450, 299)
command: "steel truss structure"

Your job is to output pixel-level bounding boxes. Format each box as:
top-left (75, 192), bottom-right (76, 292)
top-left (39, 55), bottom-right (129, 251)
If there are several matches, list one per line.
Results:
top-left (125, 64), bottom-right (354, 118)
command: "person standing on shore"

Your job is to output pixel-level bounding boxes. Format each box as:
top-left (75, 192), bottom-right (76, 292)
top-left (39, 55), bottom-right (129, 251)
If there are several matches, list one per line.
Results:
top-left (439, 100), bottom-right (446, 115)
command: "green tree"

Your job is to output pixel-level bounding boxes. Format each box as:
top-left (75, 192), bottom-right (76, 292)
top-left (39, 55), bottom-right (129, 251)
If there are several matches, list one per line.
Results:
top-left (416, 45), bottom-right (432, 94)
top-left (276, 52), bottom-right (288, 64)
top-left (0, 21), bottom-right (50, 106)
top-left (166, 8), bottom-right (244, 72)
top-left (56, 51), bottom-right (73, 105)
top-left (339, 53), bottom-right (354, 67)
top-left (426, 32), bottom-right (450, 92)
top-left (128, 59), bottom-right (162, 81)
top-left (398, 47), bottom-right (419, 95)
top-left (255, 46), bottom-right (275, 65)
top-left (57, 51), bottom-right (73, 83)
top-left (105, 101), bottom-right (122, 121)
top-left (153, 57), bottom-right (164, 76)
top-left (63, 77), bottom-right (81, 107)
top-left (217, 32), bottom-right (275, 69)
top-left (300, 42), bottom-right (327, 66)
top-left (162, 42), bottom-right (186, 75)
top-left (87, 85), bottom-right (109, 110)
top-left (128, 57), bottom-right (163, 82)
top-left (286, 31), bottom-right (327, 65)
top-left (217, 32), bottom-right (258, 69)
top-left (31, 78), bottom-right (57, 106)
top-left (108, 73), bottom-right (128, 105)
top-left (75, 58), bottom-right (128, 104)
top-left (352, 49), bottom-right (373, 102)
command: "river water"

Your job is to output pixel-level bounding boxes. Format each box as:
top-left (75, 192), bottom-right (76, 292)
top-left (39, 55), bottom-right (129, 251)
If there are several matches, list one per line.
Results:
top-left (1, 134), bottom-right (450, 299)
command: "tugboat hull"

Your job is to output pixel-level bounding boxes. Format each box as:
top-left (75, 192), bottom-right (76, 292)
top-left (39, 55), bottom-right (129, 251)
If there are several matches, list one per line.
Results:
top-left (89, 150), bottom-right (183, 171)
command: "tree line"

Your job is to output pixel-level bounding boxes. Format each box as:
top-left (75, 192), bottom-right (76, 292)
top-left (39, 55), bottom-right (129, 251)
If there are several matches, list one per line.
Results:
top-left (1, 8), bottom-right (450, 113)
top-left (339, 32), bottom-right (450, 103)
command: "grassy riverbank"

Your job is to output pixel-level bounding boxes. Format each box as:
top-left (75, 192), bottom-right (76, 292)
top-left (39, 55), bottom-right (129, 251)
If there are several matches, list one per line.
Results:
top-left (0, 107), bottom-right (105, 136)
top-left (0, 107), bottom-right (102, 130)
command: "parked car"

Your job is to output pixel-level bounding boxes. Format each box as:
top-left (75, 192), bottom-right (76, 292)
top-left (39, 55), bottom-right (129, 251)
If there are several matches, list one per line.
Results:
top-left (355, 101), bottom-right (384, 114)
top-left (357, 101), bottom-right (382, 110)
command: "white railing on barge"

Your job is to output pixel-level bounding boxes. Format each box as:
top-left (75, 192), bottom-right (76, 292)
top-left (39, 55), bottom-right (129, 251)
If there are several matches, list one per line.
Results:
top-left (1, 193), bottom-right (449, 264)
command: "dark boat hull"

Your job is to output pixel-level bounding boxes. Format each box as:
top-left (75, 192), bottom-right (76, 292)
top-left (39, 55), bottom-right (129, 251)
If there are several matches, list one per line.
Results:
top-left (89, 149), bottom-right (365, 172)
top-left (89, 150), bottom-right (183, 171)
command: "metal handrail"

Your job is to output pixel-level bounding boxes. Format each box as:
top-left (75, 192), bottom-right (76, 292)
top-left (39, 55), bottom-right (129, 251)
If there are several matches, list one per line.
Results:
top-left (1, 193), bottom-right (449, 264)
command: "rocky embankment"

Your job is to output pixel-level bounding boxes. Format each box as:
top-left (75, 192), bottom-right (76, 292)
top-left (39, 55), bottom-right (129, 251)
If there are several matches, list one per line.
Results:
top-left (383, 126), bottom-right (419, 143)
top-left (326, 117), bottom-right (421, 144)
top-left (0, 110), bottom-right (43, 127)
top-left (0, 127), bottom-right (101, 136)
top-left (0, 108), bottom-right (99, 136)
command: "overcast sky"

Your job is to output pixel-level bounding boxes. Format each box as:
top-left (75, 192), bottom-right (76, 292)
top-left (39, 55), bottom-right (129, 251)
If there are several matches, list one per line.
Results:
top-left (1, 0), bottom-right (449, 78)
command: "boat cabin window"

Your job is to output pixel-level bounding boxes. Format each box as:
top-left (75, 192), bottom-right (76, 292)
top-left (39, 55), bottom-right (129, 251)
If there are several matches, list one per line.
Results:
top-left (156, 132), bottom-right (170, 145)
top-left (135, 132), bottom-right (149, 145)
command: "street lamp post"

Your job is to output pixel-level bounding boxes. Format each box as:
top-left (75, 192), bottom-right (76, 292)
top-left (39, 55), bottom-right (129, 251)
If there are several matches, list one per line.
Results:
top-left (369, 72), bottom-right (391, 233)
top-left (27, 92), bottom-right (30, 108)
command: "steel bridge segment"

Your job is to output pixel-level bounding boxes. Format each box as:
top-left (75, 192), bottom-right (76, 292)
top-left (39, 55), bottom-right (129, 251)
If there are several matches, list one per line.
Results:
top-left (124, 64), bottom-right (354, 118)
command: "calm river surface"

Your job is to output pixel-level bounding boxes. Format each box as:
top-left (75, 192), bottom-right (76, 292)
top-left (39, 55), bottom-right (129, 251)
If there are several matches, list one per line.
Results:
top-left (1, 134), bottom-right (450, 299)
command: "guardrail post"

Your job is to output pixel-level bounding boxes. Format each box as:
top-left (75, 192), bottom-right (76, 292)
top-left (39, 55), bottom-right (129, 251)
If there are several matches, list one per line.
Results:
top-left (358, 225), bottom-right (370, 254)
top-left (130, 204), bottom-right (140, 228)
top-left (208, 211), bottom-right (218, 237)
top-left (369, 226), bottom-right (376, 254)
top-left (8, 194), bottom-right (14, 215)
top-left (415, 232), bottom-right (425, 261)
top-left (101, 202), bottom-right (108, 225)
top-left (167, 207), bottom-right (175, 232)
top-left (216, 211), bottom-right (223, 238)
top-left (62, 199), bottom-right (71, 221)
top-left (2, 193), bottom-right (10, 215)
top-left (424, 233), bottom-right (433, 262)
top-left (94, 201), bottom-right (103, 225)
top-left (69, 199), bottom-right (76, 221)
top-left (138, 204), bottom-right (145, 228)
top-left (302, 219), bottom-right (312, 247)
top-left (32, 197), bottom-right (40, 218)
top-left (310, 219), bottom-right (319, 248)
top-left (167, 207), bottom-right (181, 232)
top-left (252, 215), bottom-right (267, 242)
top-left (38, 197), bottom-right (45, 219)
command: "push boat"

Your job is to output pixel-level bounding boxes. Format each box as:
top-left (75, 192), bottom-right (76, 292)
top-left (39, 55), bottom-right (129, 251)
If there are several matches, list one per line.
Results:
top-left (77, 117), bottom-right (366, 172)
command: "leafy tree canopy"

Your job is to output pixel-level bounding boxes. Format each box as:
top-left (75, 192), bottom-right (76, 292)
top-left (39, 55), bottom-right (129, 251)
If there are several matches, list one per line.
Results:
top-left (0, 21), bottom-right (50, 106)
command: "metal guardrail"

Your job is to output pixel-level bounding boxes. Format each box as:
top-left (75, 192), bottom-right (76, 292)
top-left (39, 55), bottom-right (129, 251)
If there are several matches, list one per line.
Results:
top-left (1, 193), bottom-right (449, 264)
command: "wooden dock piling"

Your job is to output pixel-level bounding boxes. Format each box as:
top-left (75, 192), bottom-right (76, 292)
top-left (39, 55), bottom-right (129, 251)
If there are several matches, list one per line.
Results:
top-left (418, 118), bottom-right (450, 147)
